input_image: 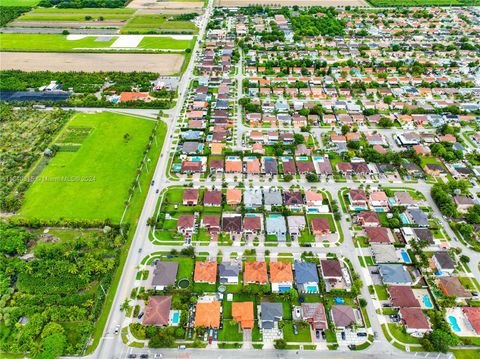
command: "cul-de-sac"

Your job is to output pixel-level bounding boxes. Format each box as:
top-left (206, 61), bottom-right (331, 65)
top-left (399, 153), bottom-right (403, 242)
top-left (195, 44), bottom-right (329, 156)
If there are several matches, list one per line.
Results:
top-left (1, 1), bottom-right (480, 359)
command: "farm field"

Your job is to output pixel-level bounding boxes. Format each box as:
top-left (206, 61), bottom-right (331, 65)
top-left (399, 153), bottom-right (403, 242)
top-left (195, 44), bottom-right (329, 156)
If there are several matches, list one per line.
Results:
top-left (127, 0), bottom-right (204, 10)
top-left (19, 112), bottom-right (161, 222)
top-left (122, 14), bottom-right (198, 34)
top-left (0, 33), bottom-right (194, 52)
top-left (0, 52), bottom-right (184, 73)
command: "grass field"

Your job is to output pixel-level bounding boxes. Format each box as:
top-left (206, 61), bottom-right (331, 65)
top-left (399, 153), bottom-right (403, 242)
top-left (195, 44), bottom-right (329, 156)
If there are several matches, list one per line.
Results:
top-left (0, 33), bottom-right (194, 52)
top-left (122, 15), bottom-right (198, 34)
top-left (19, 112), bottom-right (158, 222)
top-left (367, 0), bottom-right (479, 5)
top-left (0, 0), bottom-right (39, 6)
top-left (138, 36), bottom-right (196, 50)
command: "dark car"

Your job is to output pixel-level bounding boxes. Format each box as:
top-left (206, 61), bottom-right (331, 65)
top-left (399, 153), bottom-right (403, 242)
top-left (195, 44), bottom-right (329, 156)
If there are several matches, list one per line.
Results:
top-left (151, 180), bottom-right (155, 186)
top-left (348, 344), bottom-right (357, 350)
top-left (357, 332), bottom-right (367, 337)
top-left (315, 330), bottom-right (320, 339)
top-left (140, 355), bottom-right (149, 359)
top-left (322, 331), bottom-right (326, 340)
top-left (128, 355), bottom-right (137, 358)
top-left (341, 331), bottom-right (346, 340)
top-left (137, 312), bottom-right (144, 320)
top-left (293, 324), bottom-right (298, 335)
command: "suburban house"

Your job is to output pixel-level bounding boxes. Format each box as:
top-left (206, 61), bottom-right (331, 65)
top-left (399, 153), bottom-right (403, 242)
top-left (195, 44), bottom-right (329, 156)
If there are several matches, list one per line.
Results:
top-left (143, 296), bottom-right (172, 326)
top-left (369, 191), bottom-right (389, 211)
top-left (320, 259), bottom-right (344, 292)
top-left (204, 190), bottom-right (222, 206)
top-left (183, 189), bottom-right (199, 206)
top-left (294, 261), bottom-right (320, 293)
top-left (226, 189), bottom-right (242, 205)
top-left (244, 189), bottom-right (263, 208)
top-left (407, 209), bottom-right (429, 227)
top-left (194, 261), bottom-right (217, 284)
top-left (378, 264), bottom-right (413, 285)
top-left (219, 261), bottom-right (240, 284)
top-left (177, 215), bottom-right (195, 234)
top-left (149, 261), bottom-right (178, 290)
top-left (399, 308), bottom-right (431, 335)
top-left (301, 303), bottom-right (328, 331)
top-left (365, 227), bottom-right (393, 244)
top-left (453, 195), bottom-right (475, 213)
top-left (269, 261), bottom-right (293, 293)
top-left (222, 214), bottom-right (243, 234)
top-left (266, 215), bottom-right (287, 241)
top-left (305, 191), bottom-right (323, 207)
top-left (287, 216), bottom-right (306, 240)
top-left (349, 189), bottom-right (368, 209)
top-left (201, 215), bottom-right (221, 233)
top-left (462, 307), bottom-right (480, 336)
top-left (232, 302), bottom-right (255, 330)
top-left (244, 261), bottom-right (268, 284)
top-left (432, 252), bottom-right (456, 273)
top-left (311, 217), bottom-right (331, 236)
top-left (243, 214), bottom-right (263, 235)
top-left (438, 277), bottom-right (472, 300)
top-left (387, 286), bottom-right (420, 308)
top-left (259, 302), bottom-right (283, 329)
top-left (357, 211), bottom-right (381, 227)
top-left (263, 189), bottom-right (283, 209)
top-left (195, 301), bottom-right (221, 328)
top-left (331, 305), bottom-right (358, 329)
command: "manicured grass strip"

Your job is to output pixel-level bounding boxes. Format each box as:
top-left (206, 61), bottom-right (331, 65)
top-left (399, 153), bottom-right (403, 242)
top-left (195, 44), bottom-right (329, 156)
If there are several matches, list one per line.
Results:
top-left (0, 0), bottom-right (39, 6)
top-left (20, 112), bottom-right (156, 222)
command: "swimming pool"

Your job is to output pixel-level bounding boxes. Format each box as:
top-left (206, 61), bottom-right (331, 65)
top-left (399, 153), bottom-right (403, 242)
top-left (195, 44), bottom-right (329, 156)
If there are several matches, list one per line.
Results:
top-left (422, 294), bottom-right (433, 309)
top-left (399, 213), bottom-right (409, 225)
top-left (335, 297), bottom-right (345, 304)
top-left (297, 156), bottom-right (308, 161)
top-left (170, 310), bottom-right (180, 325)
top-left (306, 285), bottom-right (318, 293)
top-left (448, 315), bottom-right (461, 333)
top-left (374, 208), bottom-right (385, 213)
top-left (190, 156), bottom-right (202, 162)
top-left (400, 249), bottom-right (411, 264)
top-left (307, 208), bottom-right (319, 213)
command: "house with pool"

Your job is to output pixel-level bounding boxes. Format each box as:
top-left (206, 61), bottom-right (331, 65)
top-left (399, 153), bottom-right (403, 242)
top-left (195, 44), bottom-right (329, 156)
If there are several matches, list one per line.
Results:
top-left (294, 261), bottom-right (320, 293)
top-left (399, 307), bottom-right (431, 336)
top-left (270, 261), bottom-right (294, 293)
top-left (445, 307), bottom-right (480, 337)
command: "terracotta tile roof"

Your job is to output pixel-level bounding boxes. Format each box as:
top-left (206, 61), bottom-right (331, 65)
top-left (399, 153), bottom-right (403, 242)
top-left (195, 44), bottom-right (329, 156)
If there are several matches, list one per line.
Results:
top-left (204, 190), bottom-right (222, 206)
top-left (463, 307), bottom-right (480, 335)
top-left (358, 211), bottom-right (380, 225)
top-left (438, 277), bottom-right (472, 298)
top-left (244, 261), bottom-right (268, 284)
top-left (247, 158), bottom-right (261, 174)
top-left (311, 217), bottom-right (331, 234)
top-left (400, 308), bottom-right (430, 330)
top-left (195, 301), bottom-right (221, 328)
top-left (225, 159), bottom-right (242, 173)
top-left (349, 189), bottom-right (367, 201)
top-left (269, 262), bottom-right (293, 283)
top-left (243, 216), bottom-right (262, 231)
top-left (119, 92), bottom-right (150, 102)
top-left (143, 296), bottom-right (171, 326)
top-left (388, 286), bottom-right (420, 308)
top-left (178, 215), bottom-right (195, 229)
top-left (232, 302), bottom-right (255, 329)
top-left (226, 189), bottom-right (242, 204)
top-left (183, 189), bottom-right (199, 203)
top-left (320, 259), bottom-right (342, 278)
top-left (210, 143), bottom-right (225, 155)
top-left (194, 261), bottom-right (217, 283)
top-left (365, 227), bottom-right (392, 244)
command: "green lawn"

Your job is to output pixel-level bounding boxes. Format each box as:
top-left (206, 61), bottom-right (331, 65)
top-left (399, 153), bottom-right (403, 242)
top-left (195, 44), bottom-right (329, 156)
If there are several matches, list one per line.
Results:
top-left (218, 320), bottom-right (243, 341)
top-left (283, 322), bottom-right (312, 343)
top-left (0, 34), bottom-right (116, 51)
top-left (28, 8), bottom-right (135, 14)
top-left (18, 14), bottom-right (131, 21)
top-left (0, 34), bottom-right (193, 52)
top-left (161, 256), bottom-right (194, 281)
top-left (19, 112), bottom-right (158, 222)
top-left (139, 36), bottom-right (196, 51)
top-left (0, 0), bottom-right (39, 5)
top-left (387, 323), bottom-right (421, 344)
top-left (374, 285), bottom-right (389, 300)
top-left (452, 349), bottom-right (480, 359)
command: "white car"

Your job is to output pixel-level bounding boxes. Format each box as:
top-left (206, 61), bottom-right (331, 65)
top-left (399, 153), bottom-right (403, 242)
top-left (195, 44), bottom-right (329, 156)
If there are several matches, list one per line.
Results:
top-left (114, 325), bottom-right (120, 335)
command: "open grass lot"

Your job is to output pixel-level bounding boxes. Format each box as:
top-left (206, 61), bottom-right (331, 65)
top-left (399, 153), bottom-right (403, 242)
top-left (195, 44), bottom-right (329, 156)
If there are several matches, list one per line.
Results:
top-left (283, 321), bottom-right (312, 343)
top-left (19, 112), bottom-right (158, 222)
top-left (0, 34), bottom-right (193, 52)
top-left (0, 0), bottom-right (39, 5)
top-left (0, 34), bottom-right (116, 51)
top-left (453, 349), bottom-right (480, 359)
top-left (139, 36), bottom-right (196, 50)
top-left (122, 14), bottom-right (198, 34)
top-left (367, 0), bottom-right (479, 5)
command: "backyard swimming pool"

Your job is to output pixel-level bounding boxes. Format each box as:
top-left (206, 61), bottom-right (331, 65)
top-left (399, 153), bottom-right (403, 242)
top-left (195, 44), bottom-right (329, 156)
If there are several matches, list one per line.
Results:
top-left (399, 213), bottom-right (409, 225)
top-left (171, 310), bottom-right (180, 325)
top-left (400, 249), bottom-right (411, 263)
top-left (448, 315), bottom-right (461, 333)
top-left (422, 294), bottom-right (433, 309)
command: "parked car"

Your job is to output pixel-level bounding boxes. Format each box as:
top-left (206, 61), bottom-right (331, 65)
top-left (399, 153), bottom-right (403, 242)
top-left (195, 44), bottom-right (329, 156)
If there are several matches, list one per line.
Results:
top-left (315, 330), bottom-right (320, 339)
top-left (294, 307), bottom-right (301, 317)
top-left (341, 331), bottom-right (346, 340)
top-left (140, 355), bottom-right (149, 359)
top-left (348, 344), bottom-right (357, 350)
top-left (208, 335), bottom-right (213, 344)
top-left (128, 355), bottom-right (137, 358)
top-left (357, 332), bottom-right (367, 337)
top-left (293, 324), bottom-right (298, 335)
top-left (213, 330), bottom-right (218, 341)
top-left (322, 331), bottom-right (326, 340)
top-left (137, 312), bottom-right (144, 320)
top-left (151, 180), bottom-right (155, 186)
